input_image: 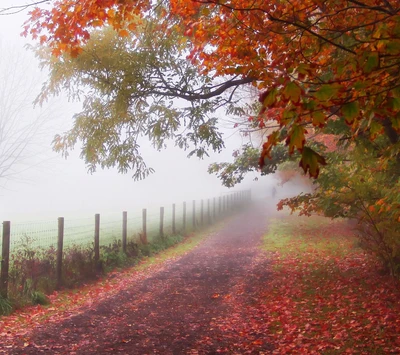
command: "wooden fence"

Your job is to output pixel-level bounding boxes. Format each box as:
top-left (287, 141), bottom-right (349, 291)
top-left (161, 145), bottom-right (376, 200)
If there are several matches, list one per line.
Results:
top-left (0, 190), bottom-right (251, 298)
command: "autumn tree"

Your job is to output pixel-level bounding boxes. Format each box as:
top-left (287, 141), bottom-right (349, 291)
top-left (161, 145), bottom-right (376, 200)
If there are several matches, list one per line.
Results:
top-left (24, 0), bottom-right (400, 177)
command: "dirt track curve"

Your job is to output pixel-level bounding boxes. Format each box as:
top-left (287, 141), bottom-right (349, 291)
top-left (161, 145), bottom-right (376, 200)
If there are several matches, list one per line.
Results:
top-left (6, 200), bottom-right (277, 354)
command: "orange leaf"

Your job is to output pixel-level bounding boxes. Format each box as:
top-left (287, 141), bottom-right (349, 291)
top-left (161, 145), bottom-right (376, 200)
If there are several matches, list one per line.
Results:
top-left (119, 29), bottom-right (130, 37)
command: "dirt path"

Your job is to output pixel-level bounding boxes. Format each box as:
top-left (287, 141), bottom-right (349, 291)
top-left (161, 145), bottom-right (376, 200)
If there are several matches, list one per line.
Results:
top-left (5, 200), bottom-right (277, 354)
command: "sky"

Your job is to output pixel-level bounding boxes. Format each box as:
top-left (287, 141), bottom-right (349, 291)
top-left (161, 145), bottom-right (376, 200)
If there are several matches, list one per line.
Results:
top-left (0, 1), bottom-right (278, 222)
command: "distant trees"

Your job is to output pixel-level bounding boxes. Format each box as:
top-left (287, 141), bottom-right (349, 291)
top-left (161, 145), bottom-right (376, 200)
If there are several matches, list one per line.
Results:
top-left (0, 43), bottom-right (54, 185)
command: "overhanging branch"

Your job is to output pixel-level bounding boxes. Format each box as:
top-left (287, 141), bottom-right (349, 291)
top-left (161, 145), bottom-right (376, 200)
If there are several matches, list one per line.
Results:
top-left (153, 77), bottom-right (256, 101)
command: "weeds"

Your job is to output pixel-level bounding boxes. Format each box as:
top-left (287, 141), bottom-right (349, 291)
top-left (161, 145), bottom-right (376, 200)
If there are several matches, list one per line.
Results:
top-left (0, 295), bottom-right (12, 315)
top-left (31, 291), bottom-right (50, 305)
top-left (2, 232), bottom-right (185, 314)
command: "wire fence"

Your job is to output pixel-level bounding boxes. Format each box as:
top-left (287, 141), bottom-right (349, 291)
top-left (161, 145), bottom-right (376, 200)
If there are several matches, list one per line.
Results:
top-left (0, 190), bottom-right (251, 299)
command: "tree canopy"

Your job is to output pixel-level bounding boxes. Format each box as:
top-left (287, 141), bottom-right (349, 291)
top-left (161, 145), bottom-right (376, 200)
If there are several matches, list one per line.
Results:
top-left (25, 0), bottom-right (400, 176)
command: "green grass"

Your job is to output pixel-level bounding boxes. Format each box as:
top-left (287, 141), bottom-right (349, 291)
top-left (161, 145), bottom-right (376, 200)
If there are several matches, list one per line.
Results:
top-left (262, 215), bottom-right (356, 257)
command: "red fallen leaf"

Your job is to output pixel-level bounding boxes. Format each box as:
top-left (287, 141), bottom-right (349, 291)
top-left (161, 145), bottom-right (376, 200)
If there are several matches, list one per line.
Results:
top-left (252, 340), bottom-right (263, 345)
top-left (211, 293), bottom-right (220, 299)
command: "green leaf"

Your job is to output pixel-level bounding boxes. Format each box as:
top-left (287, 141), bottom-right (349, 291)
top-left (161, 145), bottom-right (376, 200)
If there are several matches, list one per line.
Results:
top-left (390, 87), bottom-right (400, 98)
top-left (369, 120), bottom-right (384, 140)
top-left (262, 88), bottom-right (278, 107)
top-left (386, 41), bottom-right (400, 55)
top-left (391, 116), bottom-right (400, 131)
top-left (311, 111), bottom-right (326, 127)
top-left (363, 52), bottom-right (379, 73)
top-left (299, 147), bottom-right (327, 178)
top-left (303, 99), bottom-right (317, 111)
top-left (285, 125), bottom-right (307, 154)
top-left (353, 81), bottom-right (368, 91)
top-left (341, 101), bottom-right (360, 124)
top-left (388, 97), bottom-right (400, 112)
top-left (283, 81), bottom-right (302, 103)
top-left (314, 84), bottom-right (341, 102)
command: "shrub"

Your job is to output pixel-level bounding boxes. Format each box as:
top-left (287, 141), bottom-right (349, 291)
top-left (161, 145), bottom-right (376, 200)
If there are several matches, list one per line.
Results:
top-left (8, 236), bottom-right (57, 302)
top-left (3, 231), bottom-right (186, 314)
top-left (62, 244), bottom-right (96, 287)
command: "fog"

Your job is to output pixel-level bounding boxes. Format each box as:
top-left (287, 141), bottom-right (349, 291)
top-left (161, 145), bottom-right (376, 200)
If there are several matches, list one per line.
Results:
top-left (0, 4), bottom-right (283, 223)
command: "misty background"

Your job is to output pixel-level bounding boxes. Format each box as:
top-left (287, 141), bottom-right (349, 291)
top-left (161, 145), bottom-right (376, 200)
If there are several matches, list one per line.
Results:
top-left (0, 2), bottom-right (282, 223)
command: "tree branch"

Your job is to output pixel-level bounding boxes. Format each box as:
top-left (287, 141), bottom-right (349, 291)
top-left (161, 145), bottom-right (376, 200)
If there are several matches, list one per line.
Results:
top-left (152, 77), bottom-right (256, 101)
top-left (0, 1), bottom-right (49, 15)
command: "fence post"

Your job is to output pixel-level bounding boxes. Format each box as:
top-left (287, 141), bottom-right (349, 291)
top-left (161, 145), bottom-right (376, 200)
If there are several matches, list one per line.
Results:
top-left (183, 202), bottom-right (186, 233)
top-left (142, 209), bottom-right (147, 244)
top-left (192, 200), bottom-right (196, 229)
top-left (201, 199), bottom-right (204, 226)
top-left (122, 211), bottom-right (127, 253)
top-left (207, 199), bottom-right (211, 225)
top-left (56, 217), bottom-right (64, 289)
top-left (160, 207), bottom-right (164, 238)
top-left (1, 221), bottom-right (10, 298)
top-left (172, 203), bottom-right (176, 235)
top-left (94, 214), bottom-right (100, 267)
top-left (213, 197), bottom-right (216, 222)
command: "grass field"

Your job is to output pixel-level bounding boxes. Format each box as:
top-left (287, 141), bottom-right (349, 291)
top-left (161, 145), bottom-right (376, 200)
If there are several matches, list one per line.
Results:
top-left (0, 200), bottom-right (212, 252)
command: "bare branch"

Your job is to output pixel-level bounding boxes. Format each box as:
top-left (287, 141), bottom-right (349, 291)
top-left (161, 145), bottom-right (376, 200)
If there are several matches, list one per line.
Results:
top-left (0, 1), bottom-right (49, 15)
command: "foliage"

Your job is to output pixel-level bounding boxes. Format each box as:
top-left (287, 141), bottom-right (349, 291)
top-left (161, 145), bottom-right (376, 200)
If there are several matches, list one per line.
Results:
top-left (62, 244), bottom-right (97, 287)
top-left (208, 144), bottom-right (289, 187)
top-left (31, 22), bottom-right (243, 179)
top-left (278, 130), bottom-right (400, 275)
top-left (5, 232), bottom-right (185, 311)
top-left (9, 236), bottom-right (57, 301)
top-left (24, 0), bottom-right (400, 178)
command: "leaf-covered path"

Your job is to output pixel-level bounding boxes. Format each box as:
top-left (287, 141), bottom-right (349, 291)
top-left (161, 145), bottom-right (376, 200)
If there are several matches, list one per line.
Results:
top-left (3, 201), bottom-right (276, 354)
